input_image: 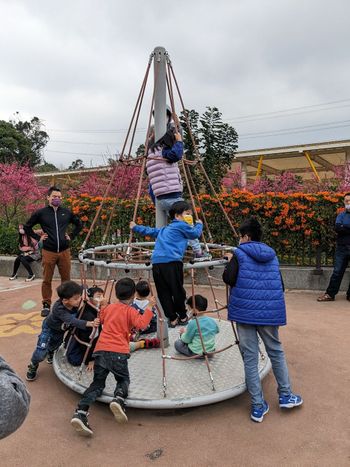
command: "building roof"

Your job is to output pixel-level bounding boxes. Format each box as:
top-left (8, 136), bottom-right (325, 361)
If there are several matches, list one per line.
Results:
top-left (233, 139), bottom-right (350, 180)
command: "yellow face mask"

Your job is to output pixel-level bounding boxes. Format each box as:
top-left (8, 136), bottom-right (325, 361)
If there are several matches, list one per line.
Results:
top-left (183, 214), bottom-right (194, 225)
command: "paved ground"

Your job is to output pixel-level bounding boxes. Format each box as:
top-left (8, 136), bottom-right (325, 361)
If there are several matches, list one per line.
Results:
top-left (0, 276), bottom-right (349, 466)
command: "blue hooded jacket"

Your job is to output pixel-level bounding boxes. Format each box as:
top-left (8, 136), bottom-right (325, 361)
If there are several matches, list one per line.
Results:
top-left (133, 220), bottom-right (203, 264)
top-left (228, 242), bottom-right (286, 326)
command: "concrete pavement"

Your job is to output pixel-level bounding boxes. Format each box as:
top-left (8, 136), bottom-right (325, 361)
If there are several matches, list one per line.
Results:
top-left (0, 277), bottom-right (349, 466)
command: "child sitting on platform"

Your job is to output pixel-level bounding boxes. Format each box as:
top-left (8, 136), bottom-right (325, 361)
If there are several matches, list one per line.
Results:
top-left (66, 286), bottom-right (104, 368)
top-left (26, 281), bottom-right (100, 381)
top-left (129, 280), bottom-right (159, 351)
top-left (130, 200), bottom-right (203, 328)
top-left (70, 278), bottom-right (156, 436)
top-left (175, 295), bottom-right (219, 357)
top-left (132, 280), bottom-right (157, 334)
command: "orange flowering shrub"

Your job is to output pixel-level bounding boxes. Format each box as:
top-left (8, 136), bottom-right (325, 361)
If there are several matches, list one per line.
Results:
top-left (65, 191), bottom-right (343, 265)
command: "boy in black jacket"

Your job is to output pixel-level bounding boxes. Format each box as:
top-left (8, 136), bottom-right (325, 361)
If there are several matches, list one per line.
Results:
top-left (26, 281), bottom-right (99, 381)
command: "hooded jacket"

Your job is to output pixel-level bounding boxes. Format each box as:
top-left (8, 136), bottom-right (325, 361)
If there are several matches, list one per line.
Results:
top-left (0, 356), bottom-right (30, 439)
top-left (132, 220), bottom-right (203, 264)
top-left (227, 242), bottom-right (286, 326)
top-left (146, 144), bottom-right (183, 198)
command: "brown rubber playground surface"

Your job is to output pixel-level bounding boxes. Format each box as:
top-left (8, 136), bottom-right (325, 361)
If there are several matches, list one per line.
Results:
top-left (0, 276), bottom-right (349, 467)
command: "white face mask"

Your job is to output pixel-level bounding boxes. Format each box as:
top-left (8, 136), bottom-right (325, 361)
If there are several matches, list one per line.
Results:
top-left (345, 204), bottom-right (350, 211)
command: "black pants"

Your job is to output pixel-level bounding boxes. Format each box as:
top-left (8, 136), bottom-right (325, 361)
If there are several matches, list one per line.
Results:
top-left (326, 244), bottom-right (350, 298)
top-left (152, 261), bottom-right (187, 322)
top-left (12, 255), bottom-right (34, 276)
top-left (77, 351), bottom-right (130, 411)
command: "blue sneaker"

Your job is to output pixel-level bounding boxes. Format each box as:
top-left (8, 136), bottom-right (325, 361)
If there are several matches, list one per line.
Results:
top-left (279, 393), bottom-right (303, 409)
top-left (250, 401), bottom-right (269, 423)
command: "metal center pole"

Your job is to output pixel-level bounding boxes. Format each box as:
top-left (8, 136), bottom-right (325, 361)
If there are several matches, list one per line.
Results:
top-left (153, 46), bottom-right (169, 346)
top-left (153, 46), bottom-right (167, 228)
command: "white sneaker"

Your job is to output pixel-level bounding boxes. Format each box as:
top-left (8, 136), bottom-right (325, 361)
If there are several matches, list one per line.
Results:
top-left (25, 274), bottom-right (36, 282)
top-left (9, 274), bottom-right (17, 281)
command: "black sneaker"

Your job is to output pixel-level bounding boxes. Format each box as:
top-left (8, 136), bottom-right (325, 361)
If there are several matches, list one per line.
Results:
top-left (71, 410), bottom-right (93, 436)
top-left (109, 397), bottom-right (128, 423)
top-left (26, 362), bottom-right (38, 381)
top-left (46, 351), bottom-right (54, 364)
top-left (41, 302), bottom-right (50, 318)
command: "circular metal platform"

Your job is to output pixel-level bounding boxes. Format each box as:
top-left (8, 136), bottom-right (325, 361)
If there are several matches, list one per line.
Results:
top-left (53, 320), bottom-right (271, 409)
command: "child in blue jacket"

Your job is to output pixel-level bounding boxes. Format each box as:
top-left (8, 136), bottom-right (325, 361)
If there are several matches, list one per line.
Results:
top-left (130, 200), bottom-right (202, 327)
top-left (223, 217), bottom-right (303, 423)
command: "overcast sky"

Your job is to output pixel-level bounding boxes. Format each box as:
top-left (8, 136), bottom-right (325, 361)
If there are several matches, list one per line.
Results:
top-left (1, 0), bottom-right (350, 168)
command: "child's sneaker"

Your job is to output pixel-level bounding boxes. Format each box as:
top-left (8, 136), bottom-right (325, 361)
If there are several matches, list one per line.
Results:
top-left (193, 251), bottom-right (212, 262)
top-left (9, 274), bottom-right (17, 281)
top-left (25, 274), bottom-right (35, 282)
top-left (144, 337), bottom-right (160, 348)
top-left (109, 397), bottom-right (128, 423)
top-left (46, 351), bottom-right (54, 364)
top-left (250, 401), bottom-right (269, 423)
top-left (71, 410), bottom-right (93, 436)
top-left (41, 302), bottom-right (50, 318)
top-left (279, 393), bottom-right (303, 409)
top-left (26, 362), bottom-right (38, 381)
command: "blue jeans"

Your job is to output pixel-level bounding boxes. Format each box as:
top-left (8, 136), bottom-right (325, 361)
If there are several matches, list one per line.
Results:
top-left (155, 196), bottom-right (201, 252)
top-left (174, 339), bottom-right (195, 356)
top-left (236, 323), bottom-right (291, 408)
top-left (326, 245), bottom-right (350, 298)
top-left (78, 351), bottom-right (130, 410)
top-left (31, 320), bottom-right (63, 366)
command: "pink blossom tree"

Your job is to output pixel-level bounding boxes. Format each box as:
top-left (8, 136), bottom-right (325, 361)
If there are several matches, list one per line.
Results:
top-left (0, 163), bottom-right (45, 223)
top-left (67, 164), bottom-right (147, 199)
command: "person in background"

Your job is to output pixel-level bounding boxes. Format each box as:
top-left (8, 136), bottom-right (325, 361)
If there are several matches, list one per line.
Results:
top-left (9, 224), bottom-right (43, 282)
top-left (24, 186), bottom-right (82, 317)
top-left (318, 192), bottom-right (350, 302)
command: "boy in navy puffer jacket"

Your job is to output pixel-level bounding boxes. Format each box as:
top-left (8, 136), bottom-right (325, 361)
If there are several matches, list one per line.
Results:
top-left (223, 217), bottom-right (303, 423)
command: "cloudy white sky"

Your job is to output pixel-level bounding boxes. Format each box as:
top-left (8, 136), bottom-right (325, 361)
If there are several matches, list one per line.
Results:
top-left (1, 0), bottom-right (350, 168)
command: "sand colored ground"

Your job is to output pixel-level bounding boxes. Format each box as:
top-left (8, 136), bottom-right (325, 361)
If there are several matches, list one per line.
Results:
top-left (0, 277), bottom-right (349, 467)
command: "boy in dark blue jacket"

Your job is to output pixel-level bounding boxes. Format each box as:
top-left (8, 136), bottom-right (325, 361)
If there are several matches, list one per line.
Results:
top-left (26, 281), bottom-right (99, 381)
top-left (223, 217), bottom-right (302, 423)
top-left (130, 200), bottom-right (203, 327)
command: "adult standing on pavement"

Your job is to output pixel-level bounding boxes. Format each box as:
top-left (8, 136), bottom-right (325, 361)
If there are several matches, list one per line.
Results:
top-left (318, 192), bottom-right (350, 302)
top-left (24, 186), bottom-right (82, 317)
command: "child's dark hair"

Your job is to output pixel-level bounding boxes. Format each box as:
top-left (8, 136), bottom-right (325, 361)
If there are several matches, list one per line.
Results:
top-left (239, 217), bottom-right (263, 242)
top-left (57, 281), bottom-right (83, 299)
top-left (186, 295), bottom-right (208, 312)
top-left (169, 200), bottom-right (190, 220)
top-left (47, 186), bottom-right (61, 196)
top-left (86, 286), bottom-right (104, 299)
top-left (135, 280), bottom-right (150, 298)
top-left (115, 278), bottom-right (136, 301)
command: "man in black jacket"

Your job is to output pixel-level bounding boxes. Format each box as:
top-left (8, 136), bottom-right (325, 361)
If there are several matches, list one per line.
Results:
top-left (24, 186), bottom-right (82, 317)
